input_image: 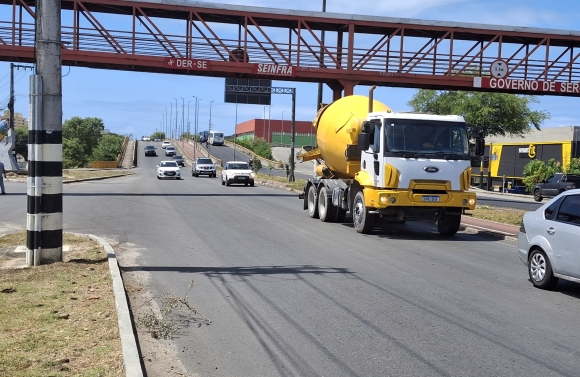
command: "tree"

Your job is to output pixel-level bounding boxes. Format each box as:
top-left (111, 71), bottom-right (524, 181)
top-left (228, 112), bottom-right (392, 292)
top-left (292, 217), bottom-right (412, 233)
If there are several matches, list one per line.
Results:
top-left (13, 127), bottom-right (28, 161)
top-left (62, 117), bottom-right (104, 167)
top-left (91, 134), bottom-right (125, 161)
top-left (522, 158), bottom-right (563, 192)
top-left (567, 158), bottom-right (580, 174)
top-left (408, 90), bottom-right (549, 137)
top-left (151, 131), bottom-right (165, 140)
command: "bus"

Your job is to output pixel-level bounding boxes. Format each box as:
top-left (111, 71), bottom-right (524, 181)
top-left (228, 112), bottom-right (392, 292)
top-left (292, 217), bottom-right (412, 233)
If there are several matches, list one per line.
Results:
top-left (208, 130), bottom-right (224, 146)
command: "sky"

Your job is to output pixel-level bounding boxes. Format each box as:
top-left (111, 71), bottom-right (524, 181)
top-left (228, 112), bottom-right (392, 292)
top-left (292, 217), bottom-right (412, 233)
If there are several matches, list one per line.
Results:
top-left (1, 0), bottom-right (580, 138)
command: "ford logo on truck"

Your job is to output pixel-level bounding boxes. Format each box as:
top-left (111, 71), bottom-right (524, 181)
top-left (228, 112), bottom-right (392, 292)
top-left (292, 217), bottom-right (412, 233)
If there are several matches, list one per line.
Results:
top-left (424, 166), bottom-right (439, 173)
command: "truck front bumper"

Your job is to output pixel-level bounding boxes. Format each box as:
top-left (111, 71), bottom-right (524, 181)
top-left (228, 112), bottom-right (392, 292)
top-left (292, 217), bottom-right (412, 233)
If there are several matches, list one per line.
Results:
top-left (364, 188), bottom-right (477, 211)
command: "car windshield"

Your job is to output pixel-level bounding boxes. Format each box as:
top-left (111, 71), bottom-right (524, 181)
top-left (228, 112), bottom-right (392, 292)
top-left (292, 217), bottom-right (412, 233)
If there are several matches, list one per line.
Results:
top-left (160, 161), bottom-right (178, 167)
top-left (198, 158), bottom-right (213, 164)
top-left (166, 147), bottom-right (174, 150)
top-left (228, 163), bottom-right (249, 170)
top-left (145, 146), bottom-right (155, 149)
top-left (173, 155), bottom-right (182, 159)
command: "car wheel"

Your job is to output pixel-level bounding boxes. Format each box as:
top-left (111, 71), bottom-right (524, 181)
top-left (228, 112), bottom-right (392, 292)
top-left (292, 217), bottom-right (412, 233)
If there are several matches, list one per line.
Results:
top-left (226, 179), bottom-right (231, 186)
top-left (352, 190), bottom-right (375, 234)
top-left (250, 181), bottom-right (254, 187)
top-left (528, 248), bottom-right (559, 289)
top-left (221, 177), bottom-right (225, 185)
top-left (437, 210), bottom-right (461, 236)
top-left (157, 176), bottom-right (160, 180)
top-left (534, 189), bottom-right (543, 202)
top-left (307, 185), bottom-right (319, 219)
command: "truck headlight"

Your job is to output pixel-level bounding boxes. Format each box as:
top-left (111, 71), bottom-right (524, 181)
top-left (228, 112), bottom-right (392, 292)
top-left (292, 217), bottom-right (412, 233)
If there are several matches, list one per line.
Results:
top-left (251, 172), bottom-right (256, 178)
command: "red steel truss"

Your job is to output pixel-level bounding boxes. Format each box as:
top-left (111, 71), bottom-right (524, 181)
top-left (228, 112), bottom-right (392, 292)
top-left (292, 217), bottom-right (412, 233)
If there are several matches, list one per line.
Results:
top-left (1, 0), bottom-right (580, 99)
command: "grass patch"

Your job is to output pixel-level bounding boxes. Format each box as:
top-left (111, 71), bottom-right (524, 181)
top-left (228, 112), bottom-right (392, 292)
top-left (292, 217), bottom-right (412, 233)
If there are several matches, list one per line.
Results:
top-left (0, 232), bottom-right (124, 376)
top-left (466, 205), bottom-right (525, 226)
top-left (63, 169), bottom-right (133, 181)
top-left (255, 172), bottom-right (306, 191)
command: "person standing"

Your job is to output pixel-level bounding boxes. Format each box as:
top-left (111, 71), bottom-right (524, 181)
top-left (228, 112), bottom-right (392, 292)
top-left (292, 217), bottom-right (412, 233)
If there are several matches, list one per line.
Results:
top-left (0, 161), bottom-right (6, 194)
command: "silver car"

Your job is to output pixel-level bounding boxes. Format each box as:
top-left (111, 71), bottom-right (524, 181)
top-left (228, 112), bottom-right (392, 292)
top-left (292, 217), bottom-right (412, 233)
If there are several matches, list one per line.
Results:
top-left (192, 157), bottom-right (216, 177)
top-left (518, 189), bottom-right (580, 289)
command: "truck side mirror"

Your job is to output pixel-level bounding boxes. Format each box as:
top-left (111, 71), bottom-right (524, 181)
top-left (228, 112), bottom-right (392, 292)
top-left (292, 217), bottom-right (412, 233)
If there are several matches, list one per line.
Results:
top-left (358, 133), bottom-right (371, 151)
top-left (474, 138), bottom-right (485, 156)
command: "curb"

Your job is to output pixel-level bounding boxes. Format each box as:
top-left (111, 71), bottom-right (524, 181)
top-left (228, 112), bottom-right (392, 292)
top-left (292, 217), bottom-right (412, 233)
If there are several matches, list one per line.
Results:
top-left (460, 225), bottom-right (518, 243)
top-left (89, 235), bottom-right (144, 377)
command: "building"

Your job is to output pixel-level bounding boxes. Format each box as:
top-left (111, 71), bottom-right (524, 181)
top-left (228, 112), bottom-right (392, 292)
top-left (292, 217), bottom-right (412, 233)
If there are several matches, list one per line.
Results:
top-left (1, 110), bottom-right (27, 128)
top-left (476, 126), bottom-right (580, 189)
top-left (235, 118), bottom-right (316, 147)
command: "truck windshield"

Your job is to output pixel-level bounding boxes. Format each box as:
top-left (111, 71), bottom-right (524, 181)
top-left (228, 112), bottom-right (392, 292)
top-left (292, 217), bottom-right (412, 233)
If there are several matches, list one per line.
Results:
top-left (384, 119), bottom-right (470, 156)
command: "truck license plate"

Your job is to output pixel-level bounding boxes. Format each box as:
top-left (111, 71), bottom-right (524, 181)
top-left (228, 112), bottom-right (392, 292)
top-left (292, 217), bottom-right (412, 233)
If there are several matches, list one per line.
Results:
top-left (422, 196), bottom-right (440, 202)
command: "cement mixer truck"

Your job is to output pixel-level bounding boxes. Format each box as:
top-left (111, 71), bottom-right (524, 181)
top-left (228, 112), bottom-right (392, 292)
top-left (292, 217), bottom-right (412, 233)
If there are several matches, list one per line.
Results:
top-left (297, 90), bottom-right (485, 235)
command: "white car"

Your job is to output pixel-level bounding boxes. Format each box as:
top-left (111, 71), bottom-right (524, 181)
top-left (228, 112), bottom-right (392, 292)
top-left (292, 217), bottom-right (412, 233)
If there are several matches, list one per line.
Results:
top-left (518, 189), bottom-right (580, 289)
top-left (161, 140), bottom-right (172, 149)
top-left (165, 146), bottom-right (176, 156)
top-left (157, 160), bottom-right (181, 180)
top-left (192, 157), bottom-right (216, 177)
top-left (221, 161), bottom-right (255, 186)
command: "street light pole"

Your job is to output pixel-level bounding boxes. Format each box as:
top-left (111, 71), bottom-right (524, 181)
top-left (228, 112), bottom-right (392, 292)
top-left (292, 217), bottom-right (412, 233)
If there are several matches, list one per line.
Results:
top-left (181, 97), bottom-right (185, 140)
top-left (317, 0), bottom-right (327, 112)
top-left (187, 101), bottom-right (191, 136)
top-left (193, 96), bottom-right (202, 158)
top-left (268, 105), bottom-right (272, 143)
top-left (209, 100), bottom-right (214, 133)
top-left (281, 111), bottom-right (285, 144)
top-left (174, 98), bottom-right (178, 139)
top-left (169, 102), bottom-right (173, 139)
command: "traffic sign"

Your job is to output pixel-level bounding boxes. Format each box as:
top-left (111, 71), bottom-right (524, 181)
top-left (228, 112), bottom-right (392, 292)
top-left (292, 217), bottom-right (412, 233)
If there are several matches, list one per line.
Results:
top-left (490, 59), bottom-right (508, 78)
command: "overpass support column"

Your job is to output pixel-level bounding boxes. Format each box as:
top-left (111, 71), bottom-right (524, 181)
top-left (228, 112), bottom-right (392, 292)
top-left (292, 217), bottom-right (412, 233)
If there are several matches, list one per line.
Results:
top-left (339, 80), bottom-right (358, 97)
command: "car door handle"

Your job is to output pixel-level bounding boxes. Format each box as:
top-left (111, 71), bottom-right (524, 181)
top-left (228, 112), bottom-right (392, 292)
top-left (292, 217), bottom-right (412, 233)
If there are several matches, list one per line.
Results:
top-left (546, 227), bottom-right (556, 235)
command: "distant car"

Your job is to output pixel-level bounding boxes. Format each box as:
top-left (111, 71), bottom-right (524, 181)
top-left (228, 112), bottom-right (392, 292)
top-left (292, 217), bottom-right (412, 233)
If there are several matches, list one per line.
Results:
top-left (192, 157), bottom-right (216, 177)
top-left (144, 145), bottom-right (157, 156)
top-left (142, 136), bottom-right (151, 141)
top-left (165, 146), bottom-right (176, 156)
top-left (221, 161), bottom-right (255, 186)
top-left (518, 189), bottom-right (580, 289)
top-left (161, 141), bottom-right (172, 149)
top-left (154, 138), bottom-right (160, 142)
top-left (172, 155), bottom-right (185, 167)
top-left (156, 160), bottom-right (181, 180)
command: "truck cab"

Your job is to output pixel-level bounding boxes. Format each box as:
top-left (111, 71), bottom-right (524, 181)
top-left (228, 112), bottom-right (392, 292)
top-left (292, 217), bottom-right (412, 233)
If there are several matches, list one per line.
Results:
top-left (354, 113), bottom-right (476, 233)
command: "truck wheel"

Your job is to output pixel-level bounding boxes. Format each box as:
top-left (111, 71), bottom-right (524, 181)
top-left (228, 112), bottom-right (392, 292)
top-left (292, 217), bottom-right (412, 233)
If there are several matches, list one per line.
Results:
top-left (307, 185), bottom-right (319, 219)
top-left (437, 211), bottom-right (461, 236)
top-left (534, 189), bottom-right (543, 202)
top-left (353, 191), bottom-right (375, 234)
top-left (318, 186), bottom-right (338, 223)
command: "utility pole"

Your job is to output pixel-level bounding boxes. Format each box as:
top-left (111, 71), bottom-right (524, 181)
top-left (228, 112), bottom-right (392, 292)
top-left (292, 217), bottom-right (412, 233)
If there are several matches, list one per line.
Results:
top-left (28, 0), bottom-right (63, 265)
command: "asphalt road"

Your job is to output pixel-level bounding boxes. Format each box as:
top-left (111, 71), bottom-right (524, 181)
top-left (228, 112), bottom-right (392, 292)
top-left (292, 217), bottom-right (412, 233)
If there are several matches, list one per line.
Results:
top-left (2, 153), bottom-right (580, 376)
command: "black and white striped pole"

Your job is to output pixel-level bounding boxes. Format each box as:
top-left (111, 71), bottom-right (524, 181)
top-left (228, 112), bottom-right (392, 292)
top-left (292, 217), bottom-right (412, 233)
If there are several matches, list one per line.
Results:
top-left (27, 0), bottom-right (63, 265)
